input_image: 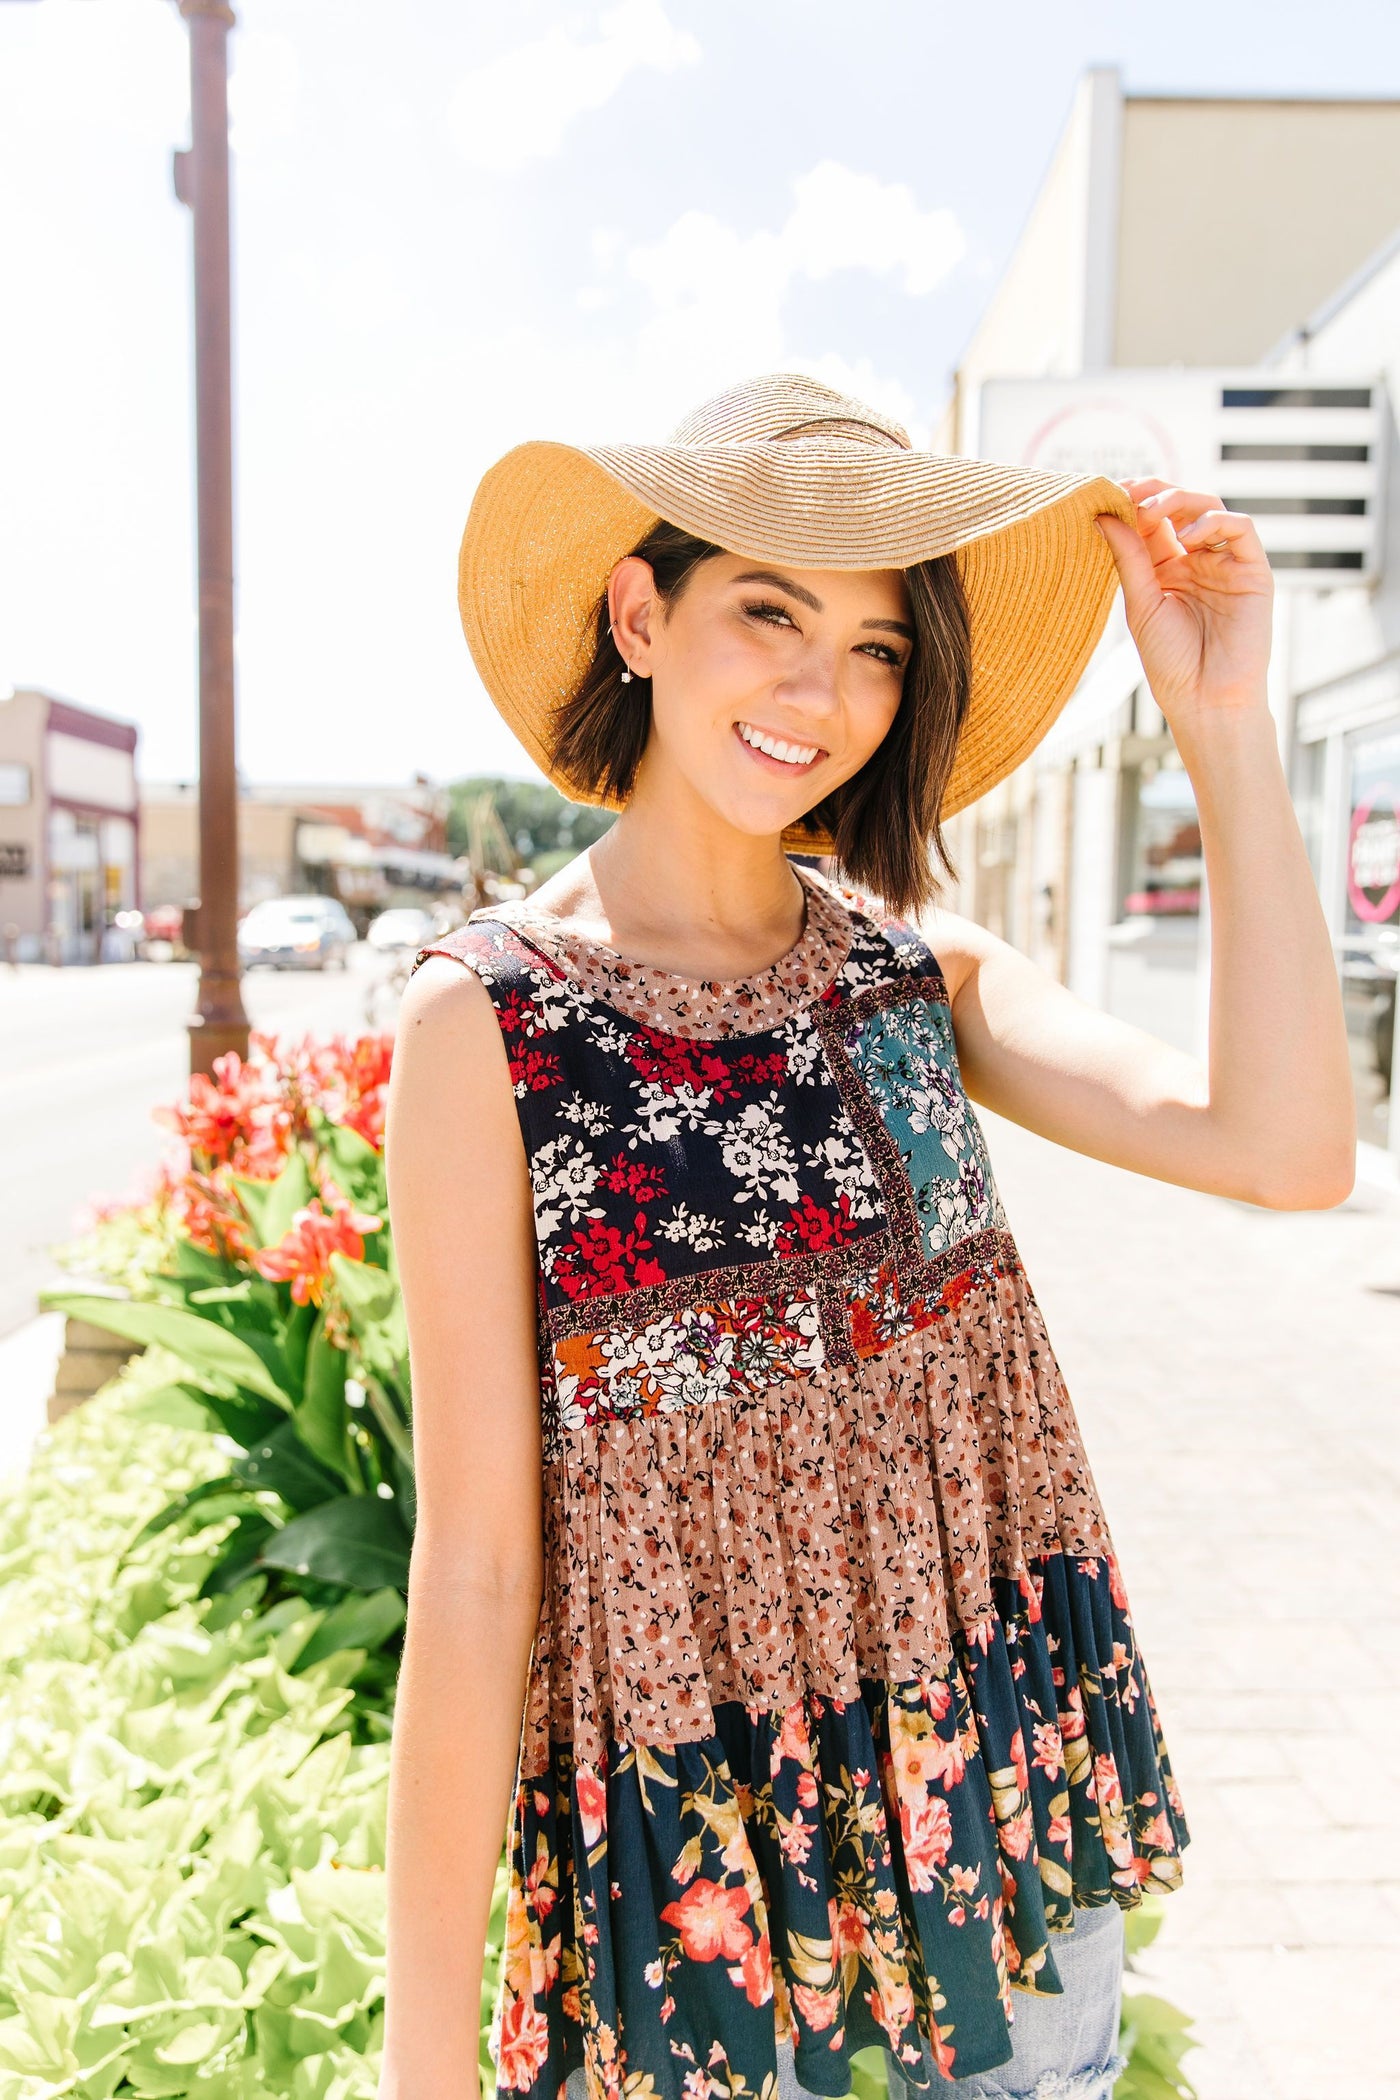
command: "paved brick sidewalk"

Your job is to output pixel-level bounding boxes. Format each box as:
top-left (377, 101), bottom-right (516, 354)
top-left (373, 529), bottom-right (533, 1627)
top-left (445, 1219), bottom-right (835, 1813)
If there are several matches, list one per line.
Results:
top-left (981, 1109), bottom-right (1400, 2100)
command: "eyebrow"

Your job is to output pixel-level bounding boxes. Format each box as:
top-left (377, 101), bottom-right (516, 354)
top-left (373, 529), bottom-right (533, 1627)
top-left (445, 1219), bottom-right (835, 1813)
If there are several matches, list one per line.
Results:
top-left (731, 569), bottom-right (914, 643)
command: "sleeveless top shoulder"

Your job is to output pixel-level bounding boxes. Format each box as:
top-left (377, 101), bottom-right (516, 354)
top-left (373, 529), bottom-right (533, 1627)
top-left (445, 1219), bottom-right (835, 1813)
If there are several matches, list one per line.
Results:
top-left (410, 864), bottom-right (1189, 2100)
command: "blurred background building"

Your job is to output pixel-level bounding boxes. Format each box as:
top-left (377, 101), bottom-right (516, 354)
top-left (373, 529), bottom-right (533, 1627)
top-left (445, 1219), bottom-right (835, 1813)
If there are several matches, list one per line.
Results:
top-left (938, 68), bottom-right (1400, 1179)
top-left (0, 687), bottom-right (141, 965)
top-left (139, 774), bottom-right (463, 933)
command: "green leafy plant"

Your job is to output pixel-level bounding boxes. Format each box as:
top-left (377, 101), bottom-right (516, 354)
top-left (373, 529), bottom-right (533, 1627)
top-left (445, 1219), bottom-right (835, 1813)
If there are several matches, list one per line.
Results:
top-left (41, 1034), bottom-right (413, 1698)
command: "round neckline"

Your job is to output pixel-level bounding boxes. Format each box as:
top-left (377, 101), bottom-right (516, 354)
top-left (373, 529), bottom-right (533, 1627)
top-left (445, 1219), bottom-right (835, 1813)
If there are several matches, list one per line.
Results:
top-left (473, 863), bottom-right (856, 1037)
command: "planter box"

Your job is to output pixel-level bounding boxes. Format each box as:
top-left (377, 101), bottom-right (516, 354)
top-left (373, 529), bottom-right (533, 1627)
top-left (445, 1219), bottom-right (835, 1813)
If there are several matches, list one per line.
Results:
top-left (46, 1317), bottom-right (140, 1424)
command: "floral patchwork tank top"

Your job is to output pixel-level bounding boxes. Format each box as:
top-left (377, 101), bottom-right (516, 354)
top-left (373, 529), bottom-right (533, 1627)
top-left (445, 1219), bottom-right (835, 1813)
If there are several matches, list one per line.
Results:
top-left (410, 862), bottom-right (1189, 2100)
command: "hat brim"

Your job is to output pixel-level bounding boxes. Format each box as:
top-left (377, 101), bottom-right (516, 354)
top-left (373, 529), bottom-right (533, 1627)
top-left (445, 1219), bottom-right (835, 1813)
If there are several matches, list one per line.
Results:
top-left (457, 436), bottom-right (1137, 855)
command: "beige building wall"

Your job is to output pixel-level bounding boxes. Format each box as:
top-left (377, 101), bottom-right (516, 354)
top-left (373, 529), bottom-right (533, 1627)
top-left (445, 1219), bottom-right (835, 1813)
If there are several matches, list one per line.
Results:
top-left (0, 689), bottom-right (47, 939)
top-left (139, 786), bottom-right (298, 913)
top-left (1114, 99), bottom-right (1400, 365)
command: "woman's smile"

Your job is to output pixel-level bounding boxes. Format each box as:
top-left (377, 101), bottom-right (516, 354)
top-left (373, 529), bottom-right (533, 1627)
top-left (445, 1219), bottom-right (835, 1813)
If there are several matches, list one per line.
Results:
top-left (733, 719), bottom-right (826, 774)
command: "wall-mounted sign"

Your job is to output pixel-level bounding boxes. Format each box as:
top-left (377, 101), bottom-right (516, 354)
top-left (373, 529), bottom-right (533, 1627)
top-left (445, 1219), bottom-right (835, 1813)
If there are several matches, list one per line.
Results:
top-left (978, 371), bottom-right (1384, 584)
top-left (0, 842), bottom-right (31, 877)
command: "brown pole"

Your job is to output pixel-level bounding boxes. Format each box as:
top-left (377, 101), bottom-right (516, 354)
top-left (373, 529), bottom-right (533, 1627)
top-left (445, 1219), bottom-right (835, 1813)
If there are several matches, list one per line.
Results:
top-left (176, 0), bottom-right (249, 1075)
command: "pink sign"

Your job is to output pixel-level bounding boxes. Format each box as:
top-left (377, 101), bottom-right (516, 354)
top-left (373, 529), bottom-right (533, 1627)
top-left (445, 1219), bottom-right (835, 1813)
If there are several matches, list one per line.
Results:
top-left (1347, 785), bottom-right (1400, 924)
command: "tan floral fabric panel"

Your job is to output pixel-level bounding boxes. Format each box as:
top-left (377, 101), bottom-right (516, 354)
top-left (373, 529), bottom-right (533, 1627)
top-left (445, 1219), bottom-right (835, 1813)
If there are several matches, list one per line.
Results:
top-left (479, 863), bottom-right (855, 1039)
top-left (517, 1265), bottom-right (1112, 1776)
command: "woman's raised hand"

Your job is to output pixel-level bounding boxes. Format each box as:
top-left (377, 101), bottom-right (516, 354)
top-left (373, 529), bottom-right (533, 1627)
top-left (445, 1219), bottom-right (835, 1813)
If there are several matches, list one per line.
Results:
top-left (1096, 479), bottom-right (1275, 737)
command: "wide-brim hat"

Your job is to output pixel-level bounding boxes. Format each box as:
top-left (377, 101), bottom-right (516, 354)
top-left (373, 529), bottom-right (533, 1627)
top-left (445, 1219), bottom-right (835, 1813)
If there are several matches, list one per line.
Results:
top-left (458, 372), bottom-right (1134, 853)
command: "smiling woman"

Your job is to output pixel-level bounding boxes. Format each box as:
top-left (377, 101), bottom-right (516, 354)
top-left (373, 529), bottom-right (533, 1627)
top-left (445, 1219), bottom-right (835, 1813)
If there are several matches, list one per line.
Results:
top-left (379, 370), bottom-right (1354, 2100)
top-left (550, 520), bottom-right (971, 919)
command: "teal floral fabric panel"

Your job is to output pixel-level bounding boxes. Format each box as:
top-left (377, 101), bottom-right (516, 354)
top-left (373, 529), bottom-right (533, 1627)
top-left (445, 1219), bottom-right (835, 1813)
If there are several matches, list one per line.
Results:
top-left (843, 997), bottom-right (1004, 1262)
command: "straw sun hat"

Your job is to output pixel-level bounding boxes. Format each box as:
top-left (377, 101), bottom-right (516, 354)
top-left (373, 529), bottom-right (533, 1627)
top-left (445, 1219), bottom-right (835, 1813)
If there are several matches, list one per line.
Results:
top-left (457, 372), bottom-right (1136, 853)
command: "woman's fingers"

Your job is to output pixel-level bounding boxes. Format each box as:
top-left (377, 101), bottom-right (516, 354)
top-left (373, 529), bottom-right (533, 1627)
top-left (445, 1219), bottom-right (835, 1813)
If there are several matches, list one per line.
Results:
top-left (1175, 506), bottom-right (1267, 562)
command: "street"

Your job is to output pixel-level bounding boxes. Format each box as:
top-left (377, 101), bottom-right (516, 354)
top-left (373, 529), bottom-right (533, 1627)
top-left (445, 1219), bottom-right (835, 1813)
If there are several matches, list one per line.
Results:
top-left (0, 948), bottom-right (401, 1339)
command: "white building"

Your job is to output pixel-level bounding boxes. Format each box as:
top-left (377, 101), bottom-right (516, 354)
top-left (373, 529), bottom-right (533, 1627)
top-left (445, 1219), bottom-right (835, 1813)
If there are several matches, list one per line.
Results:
top-left (935, 69), bottom-right (1400, 1177)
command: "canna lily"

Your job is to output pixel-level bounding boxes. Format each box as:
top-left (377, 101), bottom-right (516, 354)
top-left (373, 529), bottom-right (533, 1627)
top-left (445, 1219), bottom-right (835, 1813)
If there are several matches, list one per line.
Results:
top-left (253, 1191), bottom-right (383, 1306)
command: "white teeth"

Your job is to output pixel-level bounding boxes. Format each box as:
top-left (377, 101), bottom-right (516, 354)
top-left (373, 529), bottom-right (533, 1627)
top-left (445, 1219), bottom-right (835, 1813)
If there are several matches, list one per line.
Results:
top-left (738, 722), bottom-right (819, 766)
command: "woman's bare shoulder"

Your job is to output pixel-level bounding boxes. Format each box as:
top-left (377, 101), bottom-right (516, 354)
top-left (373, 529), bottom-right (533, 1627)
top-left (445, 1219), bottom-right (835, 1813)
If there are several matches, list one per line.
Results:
top-left (910, 902), bottom-right (1001, 1008)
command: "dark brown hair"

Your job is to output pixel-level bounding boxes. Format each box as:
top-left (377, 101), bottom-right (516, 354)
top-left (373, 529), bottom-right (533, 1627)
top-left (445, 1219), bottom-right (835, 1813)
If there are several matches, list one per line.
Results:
top-left (547, 519), bottom-right (971, 919)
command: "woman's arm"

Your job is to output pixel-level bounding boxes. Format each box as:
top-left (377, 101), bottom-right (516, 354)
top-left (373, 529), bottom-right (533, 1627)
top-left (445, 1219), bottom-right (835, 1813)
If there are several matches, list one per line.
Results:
top-left (378, 955), bottom-right (544, 2100)
top-left (927, 481), bottom-right (1356, 1212)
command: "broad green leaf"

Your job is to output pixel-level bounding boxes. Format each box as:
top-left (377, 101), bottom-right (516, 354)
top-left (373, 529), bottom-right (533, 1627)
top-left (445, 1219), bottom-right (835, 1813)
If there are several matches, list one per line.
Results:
top-left (38, 1290), bottom-right (293, 1410)
top-left (231, 1148), bottom-right (315, 1250)
top-left (292, 1588), bottom-right (405, 1672)
top-left (199, 1512), bottom-right (280, 1597)
top-left (260, 1496), bottom-right (410, 1592)
top-left (293, 1316), bottom-right (361, 1491)
top-left (234, 1421), bottom-right (347, 1513)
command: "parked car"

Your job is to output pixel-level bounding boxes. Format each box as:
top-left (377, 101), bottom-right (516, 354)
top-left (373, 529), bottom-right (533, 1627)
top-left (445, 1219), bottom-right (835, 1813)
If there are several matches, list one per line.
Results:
top-left (365, 905), bottom-right (440, 953)
top-left (237, 895), bottom-right (356, 971)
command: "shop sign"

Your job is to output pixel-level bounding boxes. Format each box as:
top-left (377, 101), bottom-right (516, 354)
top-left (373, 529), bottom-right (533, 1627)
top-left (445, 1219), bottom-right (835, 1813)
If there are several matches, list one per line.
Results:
top-left (1348, 787), bottom-right (1400, 925)
top-left (0, 842), bottom-right (30, 877)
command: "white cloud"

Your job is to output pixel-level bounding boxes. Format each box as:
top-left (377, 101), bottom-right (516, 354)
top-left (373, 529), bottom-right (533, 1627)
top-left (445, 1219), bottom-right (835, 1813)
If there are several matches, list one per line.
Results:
top-left (619, 163), bottom-right (965, 434)
top-left (448, 0), bottom-right (700, 174)
top-left (783, 162), bottom-right (965, 296)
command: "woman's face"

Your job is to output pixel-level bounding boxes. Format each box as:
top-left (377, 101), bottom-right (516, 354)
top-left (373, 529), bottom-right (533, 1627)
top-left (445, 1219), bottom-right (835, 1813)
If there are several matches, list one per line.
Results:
top-left (609, 551), bottom-right (912, 840)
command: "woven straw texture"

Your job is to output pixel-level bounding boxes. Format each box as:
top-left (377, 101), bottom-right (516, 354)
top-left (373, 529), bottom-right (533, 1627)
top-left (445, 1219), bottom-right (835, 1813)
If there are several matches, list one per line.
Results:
top-left (457, 374), bottom-right (1136, 852)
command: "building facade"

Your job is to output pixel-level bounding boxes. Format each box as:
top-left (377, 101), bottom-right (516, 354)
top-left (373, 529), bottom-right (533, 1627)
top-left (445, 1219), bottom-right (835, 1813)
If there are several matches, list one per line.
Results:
top-left (936, 70), bottom-right (1400, 1174)
top-left (139, 775), bottom-right (462, 935)
top-left (0, 688), bottom-right (141, 964)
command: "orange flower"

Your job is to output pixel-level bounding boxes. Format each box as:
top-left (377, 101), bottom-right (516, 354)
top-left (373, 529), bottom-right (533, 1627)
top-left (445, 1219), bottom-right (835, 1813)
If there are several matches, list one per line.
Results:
top-left (253, 1193), bottom-right (382, 1306)
top-left (659, 1879), bottom-right (753, 1962)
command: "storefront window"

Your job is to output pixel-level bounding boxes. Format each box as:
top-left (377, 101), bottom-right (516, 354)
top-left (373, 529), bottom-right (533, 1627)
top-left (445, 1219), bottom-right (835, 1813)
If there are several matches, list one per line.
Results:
top-left (1119, 761), bottom-right (1202, 917)
top-left (1340, 724), bottom-right (1400, 1152)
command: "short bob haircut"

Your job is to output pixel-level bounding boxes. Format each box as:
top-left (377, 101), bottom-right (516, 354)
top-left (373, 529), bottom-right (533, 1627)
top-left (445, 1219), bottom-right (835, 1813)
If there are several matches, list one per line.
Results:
top-left (547, 519), bottom-right (972, 921)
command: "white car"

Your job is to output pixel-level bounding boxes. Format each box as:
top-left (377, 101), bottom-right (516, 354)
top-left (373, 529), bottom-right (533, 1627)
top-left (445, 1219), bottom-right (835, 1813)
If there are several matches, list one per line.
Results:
top-left (238, 896), bottom-right (357, 970)
top-left (366, 905), bottom-right (441, 953)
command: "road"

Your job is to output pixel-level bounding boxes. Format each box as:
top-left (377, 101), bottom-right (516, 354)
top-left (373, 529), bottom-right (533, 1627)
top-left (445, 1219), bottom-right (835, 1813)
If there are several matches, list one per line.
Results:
top-left (0, 948), bottom-right (406, 1340)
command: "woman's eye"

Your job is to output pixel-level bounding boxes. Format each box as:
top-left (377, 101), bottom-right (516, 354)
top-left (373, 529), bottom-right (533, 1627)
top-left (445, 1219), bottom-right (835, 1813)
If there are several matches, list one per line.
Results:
top-left (743, 599), bottom-right (797, 629)
top-left (860, 642), bottom-right (904, 668)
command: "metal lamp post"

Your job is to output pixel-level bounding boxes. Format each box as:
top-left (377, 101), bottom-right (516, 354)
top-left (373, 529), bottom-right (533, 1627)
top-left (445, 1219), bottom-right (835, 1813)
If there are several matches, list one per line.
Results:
top-left (173, 0), bottom-right (249, 1073)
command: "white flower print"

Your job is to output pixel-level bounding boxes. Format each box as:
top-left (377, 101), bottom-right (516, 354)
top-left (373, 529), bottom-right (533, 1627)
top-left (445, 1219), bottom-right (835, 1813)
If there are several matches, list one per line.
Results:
top-left (558, 1096), bottom-right (613, 1136)
top-left (622, 1081), bottom-right (716, 1147)
top-left (802, 1124), bottom-right (881, 1220)
top-left (655, 1204), bottom-right (727, 1252)
top-left (530, 1134), bottom-right (604, 1243)
top-left (718, 1101), bottom-right (800, 1205)
top-left (737, 1209), bottom-right (779, 1253)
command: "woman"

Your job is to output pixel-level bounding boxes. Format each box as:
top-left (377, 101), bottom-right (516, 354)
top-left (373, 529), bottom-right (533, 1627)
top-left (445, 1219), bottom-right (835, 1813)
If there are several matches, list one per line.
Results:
top-left (379, 375), bottom-right (1354, 2100)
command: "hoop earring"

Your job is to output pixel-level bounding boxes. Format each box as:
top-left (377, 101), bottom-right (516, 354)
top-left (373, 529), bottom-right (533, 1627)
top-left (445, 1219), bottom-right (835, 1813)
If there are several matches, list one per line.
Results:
top-left (608, 621), bottom-right (634, 683)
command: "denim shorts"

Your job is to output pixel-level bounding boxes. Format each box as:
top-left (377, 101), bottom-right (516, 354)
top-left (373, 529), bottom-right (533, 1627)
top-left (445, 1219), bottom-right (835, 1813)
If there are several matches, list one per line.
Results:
top-left (775, 1899), bottom-right (1128, 2100)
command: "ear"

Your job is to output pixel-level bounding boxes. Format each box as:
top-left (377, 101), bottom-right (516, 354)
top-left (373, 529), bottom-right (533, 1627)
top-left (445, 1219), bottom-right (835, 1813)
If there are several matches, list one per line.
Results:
top-left (607, 557), bottom-right (657, 679)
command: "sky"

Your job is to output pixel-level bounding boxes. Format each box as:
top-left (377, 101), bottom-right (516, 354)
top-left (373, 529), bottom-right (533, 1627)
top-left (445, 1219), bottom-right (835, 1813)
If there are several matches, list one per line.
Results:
top-left (4, 0), bottom-right (1400, 792)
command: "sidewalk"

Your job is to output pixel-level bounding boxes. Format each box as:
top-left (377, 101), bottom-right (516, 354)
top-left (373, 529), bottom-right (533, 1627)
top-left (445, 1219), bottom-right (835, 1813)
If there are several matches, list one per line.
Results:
top-left (982, 1108), bottom-right (1400, 2100)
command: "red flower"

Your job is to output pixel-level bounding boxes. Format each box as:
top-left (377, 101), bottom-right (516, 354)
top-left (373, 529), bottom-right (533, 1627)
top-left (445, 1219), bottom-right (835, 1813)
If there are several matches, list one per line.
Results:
top-left (553, 1219), bottom-right (667, 1300)
top-left (153, 1049), bottom-right (290, 1175)
top-left (626, 1028), bottom-right (786, 1103)
top-left (774, 1191), bottom-right (859, 1257)
top-left (576, 1764), bottom-right (607, 1847)
top-left (510, 1045), bottom-right (563, 1093)
top-left (253, 1193), bottom-right (383, 1306)
top-left (497, 1996), bottom-right (551, 2090)
top-left (597, 1154), bottom-right (668, 1206)
top-left (659, 1880), bottom-right (754, 1962)
top-left (727, 1934), bottom-right (773, 2007)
